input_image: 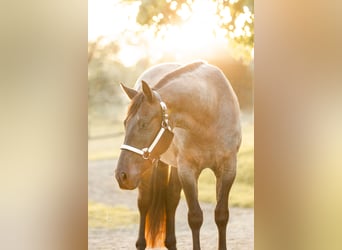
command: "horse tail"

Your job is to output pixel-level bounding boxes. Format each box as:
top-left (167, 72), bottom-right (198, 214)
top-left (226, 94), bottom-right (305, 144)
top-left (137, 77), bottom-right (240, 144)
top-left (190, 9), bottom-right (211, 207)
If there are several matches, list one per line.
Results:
top-left (145, 161), bottom-right (169, 248)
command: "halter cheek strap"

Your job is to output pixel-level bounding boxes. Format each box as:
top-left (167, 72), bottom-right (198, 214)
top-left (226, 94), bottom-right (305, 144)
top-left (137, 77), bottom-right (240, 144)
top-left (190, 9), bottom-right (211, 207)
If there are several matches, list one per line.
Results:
top-left (120, 92), bottom-right (173, 160)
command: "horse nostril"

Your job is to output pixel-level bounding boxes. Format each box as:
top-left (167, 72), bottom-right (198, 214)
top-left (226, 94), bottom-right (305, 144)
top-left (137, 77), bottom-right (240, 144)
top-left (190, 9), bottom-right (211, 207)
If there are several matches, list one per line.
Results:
top-left (120, 172), bottom-right (127, 181)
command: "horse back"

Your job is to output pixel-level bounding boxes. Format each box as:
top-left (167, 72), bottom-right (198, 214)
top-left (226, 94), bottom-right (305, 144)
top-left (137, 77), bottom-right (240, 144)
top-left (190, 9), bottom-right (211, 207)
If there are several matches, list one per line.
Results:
top-left (134, 63), bottom-right (181, 89)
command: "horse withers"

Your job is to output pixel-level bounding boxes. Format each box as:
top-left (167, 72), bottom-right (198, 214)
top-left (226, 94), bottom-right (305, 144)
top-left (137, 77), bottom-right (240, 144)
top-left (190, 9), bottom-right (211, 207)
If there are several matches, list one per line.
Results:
top-left (115, 61), bottom-right (241, 250)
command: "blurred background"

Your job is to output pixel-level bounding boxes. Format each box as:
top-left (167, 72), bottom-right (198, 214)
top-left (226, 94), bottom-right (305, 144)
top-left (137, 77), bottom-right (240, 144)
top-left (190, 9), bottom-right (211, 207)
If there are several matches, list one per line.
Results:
top-left (88, 0), bottom-right (254, 243)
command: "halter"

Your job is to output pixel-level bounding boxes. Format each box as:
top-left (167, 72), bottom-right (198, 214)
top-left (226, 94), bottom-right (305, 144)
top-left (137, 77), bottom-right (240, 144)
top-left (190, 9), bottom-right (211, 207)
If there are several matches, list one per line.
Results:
top-left (120, 91), bottom-right (173, 160)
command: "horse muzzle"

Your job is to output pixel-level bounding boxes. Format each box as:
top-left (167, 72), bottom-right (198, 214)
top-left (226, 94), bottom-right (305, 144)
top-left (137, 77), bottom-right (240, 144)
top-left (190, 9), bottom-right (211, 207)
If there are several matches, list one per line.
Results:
top-left (115, 168), bottom-right (140, 190)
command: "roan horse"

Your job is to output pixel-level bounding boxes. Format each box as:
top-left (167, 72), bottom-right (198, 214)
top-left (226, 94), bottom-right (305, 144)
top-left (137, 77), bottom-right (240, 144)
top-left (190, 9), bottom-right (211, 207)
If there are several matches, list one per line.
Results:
top-left (115, 61), bottom-right (241, 250)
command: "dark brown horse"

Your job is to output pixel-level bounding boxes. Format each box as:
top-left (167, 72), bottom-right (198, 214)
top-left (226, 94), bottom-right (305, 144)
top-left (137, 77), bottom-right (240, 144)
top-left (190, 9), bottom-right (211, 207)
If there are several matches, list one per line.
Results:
top-left (115, 61), bottom-right (241, 250)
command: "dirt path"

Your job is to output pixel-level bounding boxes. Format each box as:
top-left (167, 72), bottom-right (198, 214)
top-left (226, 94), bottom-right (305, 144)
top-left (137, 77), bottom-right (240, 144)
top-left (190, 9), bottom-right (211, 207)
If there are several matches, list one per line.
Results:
top-left (89, 159), bottom-right (254, 250)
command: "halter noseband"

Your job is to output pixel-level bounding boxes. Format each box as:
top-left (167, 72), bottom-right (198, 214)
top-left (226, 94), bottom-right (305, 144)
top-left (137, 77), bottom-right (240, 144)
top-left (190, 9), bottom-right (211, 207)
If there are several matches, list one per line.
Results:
top-left (120, 91), bottom-right (172, 160)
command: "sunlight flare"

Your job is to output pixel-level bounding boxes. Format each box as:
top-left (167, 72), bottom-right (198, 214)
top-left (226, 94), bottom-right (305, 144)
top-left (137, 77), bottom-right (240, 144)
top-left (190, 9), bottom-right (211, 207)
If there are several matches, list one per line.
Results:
top-left (155, 0), bottom-right (227, 58)
top-left (88, 0), bottom-right (253, 65)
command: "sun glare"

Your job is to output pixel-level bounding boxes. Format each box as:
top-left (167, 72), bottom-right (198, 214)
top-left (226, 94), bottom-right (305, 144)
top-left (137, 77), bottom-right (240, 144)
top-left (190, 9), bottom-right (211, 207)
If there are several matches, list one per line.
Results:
top-left (156, 0), bottom-right (226, 58)
top-left (88, 0), bottom-right (139, 42)
top-left (89, 0), bottom-right (252, 66)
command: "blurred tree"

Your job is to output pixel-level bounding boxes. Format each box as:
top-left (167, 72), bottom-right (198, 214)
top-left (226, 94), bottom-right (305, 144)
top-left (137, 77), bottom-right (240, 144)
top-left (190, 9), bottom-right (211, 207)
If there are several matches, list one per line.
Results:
top-left (88, 35), bottom-right (152, 123)
top-left (135, 0), bottom-right (254, 62)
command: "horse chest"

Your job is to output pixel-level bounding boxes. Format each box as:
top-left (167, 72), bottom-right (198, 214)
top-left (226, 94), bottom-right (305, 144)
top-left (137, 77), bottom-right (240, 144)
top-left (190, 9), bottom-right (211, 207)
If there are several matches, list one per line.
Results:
top-left (160, 142), bottom-right (177, 166)
top-left (160, 130), bottom-right (223, 168)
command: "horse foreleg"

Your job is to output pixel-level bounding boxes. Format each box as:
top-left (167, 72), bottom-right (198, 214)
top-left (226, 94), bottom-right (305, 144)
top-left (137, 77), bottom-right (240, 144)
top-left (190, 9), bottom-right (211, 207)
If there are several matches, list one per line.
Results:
top-left (214, 155), bottom-right (237, 250)
top-left (178, 165), bottom-right (203, 250)
top-left (136, 169), bottom-right (153, 250)
top-left (165, 166), bottom-right (181, 250)
top-left (136, 204), bottom-right (147, 250)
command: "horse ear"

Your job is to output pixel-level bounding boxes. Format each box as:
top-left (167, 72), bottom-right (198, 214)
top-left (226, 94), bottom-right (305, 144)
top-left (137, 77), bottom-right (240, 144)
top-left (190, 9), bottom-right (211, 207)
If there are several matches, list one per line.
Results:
top-left (141, 80), bottom-right (153, 103)
top-left (120, 82), bottom-right (137, 100)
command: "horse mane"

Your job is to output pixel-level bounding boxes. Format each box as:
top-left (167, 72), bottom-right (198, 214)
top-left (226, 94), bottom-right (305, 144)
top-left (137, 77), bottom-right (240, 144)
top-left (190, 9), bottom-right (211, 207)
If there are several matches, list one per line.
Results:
top-left (154, 60), bottom-right (205, 89)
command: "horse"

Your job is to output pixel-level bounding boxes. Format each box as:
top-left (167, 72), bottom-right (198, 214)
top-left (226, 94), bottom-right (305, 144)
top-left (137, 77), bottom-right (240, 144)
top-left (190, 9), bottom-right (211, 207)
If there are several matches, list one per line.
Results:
top-left (115, 61), bottom-right (241, 250)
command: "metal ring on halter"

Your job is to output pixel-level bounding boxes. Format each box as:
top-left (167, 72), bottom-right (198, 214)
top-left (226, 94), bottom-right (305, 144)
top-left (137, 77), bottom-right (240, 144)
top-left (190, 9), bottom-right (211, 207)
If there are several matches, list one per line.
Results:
top-left (142, 148), bottom-right (150, 160)
top-left (161, 120), bottom-right (168, 129)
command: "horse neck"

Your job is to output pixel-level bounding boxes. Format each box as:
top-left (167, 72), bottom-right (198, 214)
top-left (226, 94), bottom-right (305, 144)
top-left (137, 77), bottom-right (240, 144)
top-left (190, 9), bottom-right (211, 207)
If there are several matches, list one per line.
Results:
top-left (158, 84), bottom-right (214, 132)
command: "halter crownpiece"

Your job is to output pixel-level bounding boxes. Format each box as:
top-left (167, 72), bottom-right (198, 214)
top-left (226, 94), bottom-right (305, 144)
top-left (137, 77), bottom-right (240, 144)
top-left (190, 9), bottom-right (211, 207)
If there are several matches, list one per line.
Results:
top-left (120, 91), bottom-right (173, 160)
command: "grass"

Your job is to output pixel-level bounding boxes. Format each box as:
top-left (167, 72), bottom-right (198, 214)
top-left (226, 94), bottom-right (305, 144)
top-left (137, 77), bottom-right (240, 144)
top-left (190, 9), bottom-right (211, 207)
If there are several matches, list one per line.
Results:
top-left (88, 201), bottom-right (139, 228)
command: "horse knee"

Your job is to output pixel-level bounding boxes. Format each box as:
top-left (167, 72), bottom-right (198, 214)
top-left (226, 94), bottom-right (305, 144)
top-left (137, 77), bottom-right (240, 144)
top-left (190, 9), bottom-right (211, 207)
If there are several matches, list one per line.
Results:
top-left (188, 209), bottom-right (203, 230)
top-left (215, 208), bottom-right (229, 228)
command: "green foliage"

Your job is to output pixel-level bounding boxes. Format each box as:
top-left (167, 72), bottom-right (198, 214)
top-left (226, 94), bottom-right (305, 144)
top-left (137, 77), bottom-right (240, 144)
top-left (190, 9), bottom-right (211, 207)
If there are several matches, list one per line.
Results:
top-left (222, 0), bottom-right (254, 43)
top-left (137, 0), bottom-right (181, 25)
top-left (88, 38), bottom-right (151, 121)
top-left (220, 0), bottom-right (254, 61)
top-left (136, 0), bottom-right (254, 61)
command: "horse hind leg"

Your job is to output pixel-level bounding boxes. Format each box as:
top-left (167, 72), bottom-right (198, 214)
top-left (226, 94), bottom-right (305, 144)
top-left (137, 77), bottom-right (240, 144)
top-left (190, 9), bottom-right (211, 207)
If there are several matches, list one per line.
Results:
top-left (165, 166), bottom-right (182, 250)
top-left (214, 155), bottom-right (237, 250)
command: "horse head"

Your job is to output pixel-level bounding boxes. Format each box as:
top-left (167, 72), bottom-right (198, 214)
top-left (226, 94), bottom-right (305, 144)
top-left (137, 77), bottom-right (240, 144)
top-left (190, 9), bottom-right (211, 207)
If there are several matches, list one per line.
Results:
top-left (115, 81), bottom-right (173, 190)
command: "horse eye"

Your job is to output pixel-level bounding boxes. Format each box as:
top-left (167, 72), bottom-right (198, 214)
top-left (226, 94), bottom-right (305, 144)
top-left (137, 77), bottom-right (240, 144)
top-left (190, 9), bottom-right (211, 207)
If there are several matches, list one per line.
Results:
top-left (139, 122), bottom-right (147, 129)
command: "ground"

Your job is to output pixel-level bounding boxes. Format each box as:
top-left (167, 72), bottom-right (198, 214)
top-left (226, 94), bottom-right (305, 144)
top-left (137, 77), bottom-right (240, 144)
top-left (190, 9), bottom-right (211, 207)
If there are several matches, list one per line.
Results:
top-left (88, 159), bottom-right (254, 250)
